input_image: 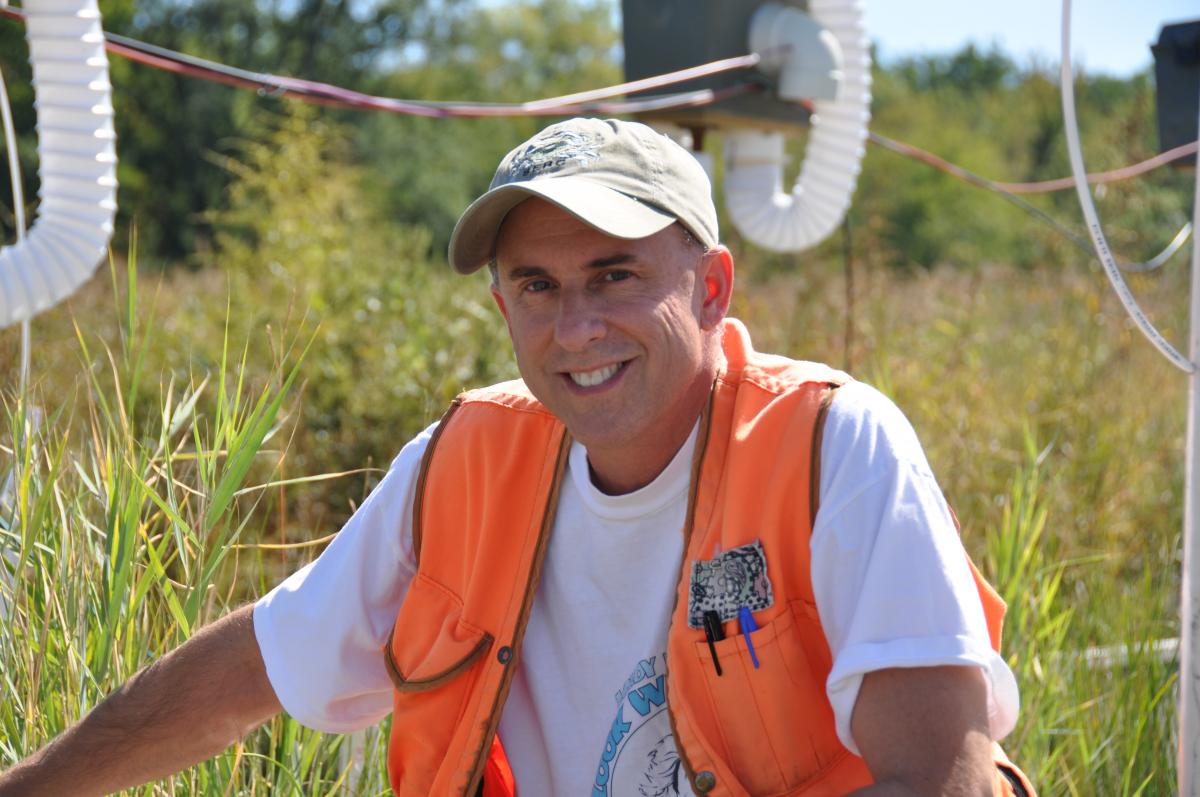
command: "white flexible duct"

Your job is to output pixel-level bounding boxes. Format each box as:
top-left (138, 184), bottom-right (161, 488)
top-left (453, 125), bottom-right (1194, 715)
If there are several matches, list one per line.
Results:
top-left (724, 0), bottom-right (870, 252)
top-left (0, 0), bottom-right (117, 329)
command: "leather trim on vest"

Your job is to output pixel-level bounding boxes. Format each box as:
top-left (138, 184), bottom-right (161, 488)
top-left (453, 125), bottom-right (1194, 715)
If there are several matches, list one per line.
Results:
top-left (666, 377), bottom-right (719, 790)
top-left (383, 623), bottom-right (495, 694)
top-left (462, 426), bottom-right (572, 797)
top-left (412, 399), bottom-right (463, 564)
top-left (808, 383), bottom-right (842, 529)
top-left (681, 379), bottom-right (719, 554)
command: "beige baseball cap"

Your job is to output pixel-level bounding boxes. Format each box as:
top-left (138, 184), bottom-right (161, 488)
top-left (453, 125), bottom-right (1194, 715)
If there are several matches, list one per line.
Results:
top-left (448, 118), bottom-right (719, 274)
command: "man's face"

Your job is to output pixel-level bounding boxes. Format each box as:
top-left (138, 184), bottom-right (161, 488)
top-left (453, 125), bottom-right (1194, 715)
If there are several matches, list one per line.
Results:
top-left (491, 199), bottom-right (730, 484)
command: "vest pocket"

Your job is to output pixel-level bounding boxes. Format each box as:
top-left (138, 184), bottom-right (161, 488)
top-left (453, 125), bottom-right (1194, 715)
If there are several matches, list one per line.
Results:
top-left (385, 573), bottom-right (495, 795)
top-left (691, 604), bottom-right (845, 795)
top-left (385, 572), bottom-right (494, 692)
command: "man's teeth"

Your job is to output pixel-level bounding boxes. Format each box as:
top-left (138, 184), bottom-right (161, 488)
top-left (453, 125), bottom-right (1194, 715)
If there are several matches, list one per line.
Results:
top-left (570, 363), bottom-right (620, 387)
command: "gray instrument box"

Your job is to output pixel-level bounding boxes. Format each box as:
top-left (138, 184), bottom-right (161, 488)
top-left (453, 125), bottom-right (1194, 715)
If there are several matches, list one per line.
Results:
top-left (1152, 19), bottom-right (1199, 159)
top-left (622, 0), bottom-right (812, 132)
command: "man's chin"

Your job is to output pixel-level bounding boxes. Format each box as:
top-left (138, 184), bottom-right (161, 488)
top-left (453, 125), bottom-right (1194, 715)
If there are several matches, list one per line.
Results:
top-left (560, 416), bottom-right (638, 452)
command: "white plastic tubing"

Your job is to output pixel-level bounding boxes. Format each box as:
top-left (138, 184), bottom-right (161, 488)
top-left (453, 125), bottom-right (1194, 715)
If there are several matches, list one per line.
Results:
top-left (1058, 0), bottom-right (1191, 373)
top-left (724, 0), bottom-right (871, 253)
top-left (0, 0), bottom-right (117, 329)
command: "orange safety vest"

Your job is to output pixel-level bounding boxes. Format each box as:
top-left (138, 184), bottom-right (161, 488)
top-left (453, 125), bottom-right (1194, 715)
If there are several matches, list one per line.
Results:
top-left (382, 319), bottom-right (1036, 797)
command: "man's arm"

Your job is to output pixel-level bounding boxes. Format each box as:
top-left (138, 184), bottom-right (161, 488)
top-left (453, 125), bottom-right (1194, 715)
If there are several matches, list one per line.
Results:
top-left (0, 604), bottom-right (282, 797)
top-left (849, 665), bottom-right (996, 797)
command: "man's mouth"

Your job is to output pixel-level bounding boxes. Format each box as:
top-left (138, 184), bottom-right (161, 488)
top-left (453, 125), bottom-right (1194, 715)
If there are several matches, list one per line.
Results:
top-left (567, 361), bottom-right (624, 388)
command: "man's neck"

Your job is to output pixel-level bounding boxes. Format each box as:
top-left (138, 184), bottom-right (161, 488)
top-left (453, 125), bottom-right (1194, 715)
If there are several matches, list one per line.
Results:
top-left (586, 453), bottom-right (684, 497)
top-left (585, 419), bottom-right (699, 496)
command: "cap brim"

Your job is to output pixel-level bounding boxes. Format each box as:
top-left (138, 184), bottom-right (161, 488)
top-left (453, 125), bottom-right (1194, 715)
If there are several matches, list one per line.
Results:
top-left (448, 177), bottom-right (677, 274)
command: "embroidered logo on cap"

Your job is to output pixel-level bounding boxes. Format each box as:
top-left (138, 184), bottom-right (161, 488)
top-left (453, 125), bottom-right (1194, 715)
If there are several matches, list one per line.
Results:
top-left (504, 129), bottom-right (600, 182)
top-left (688, 540), bottom-right (774, 628)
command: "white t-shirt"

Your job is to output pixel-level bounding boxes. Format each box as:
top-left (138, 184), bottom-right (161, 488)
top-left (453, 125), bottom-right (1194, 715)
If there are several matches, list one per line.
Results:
top-left (253, 380), bottom-right (1019, 795)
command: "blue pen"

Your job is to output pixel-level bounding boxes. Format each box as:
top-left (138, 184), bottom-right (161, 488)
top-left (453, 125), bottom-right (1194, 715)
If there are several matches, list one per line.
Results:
top-left (738, 606), bottom-right (760, 669)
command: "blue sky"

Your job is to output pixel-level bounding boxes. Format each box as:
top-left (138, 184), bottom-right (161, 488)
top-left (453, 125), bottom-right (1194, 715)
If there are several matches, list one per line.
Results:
top-left (867, 0), bottom-right (1198, 76)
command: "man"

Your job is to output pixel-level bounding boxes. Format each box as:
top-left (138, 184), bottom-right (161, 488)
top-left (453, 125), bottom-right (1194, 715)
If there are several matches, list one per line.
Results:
top-left (0, 118), bottom-right (1032, 796)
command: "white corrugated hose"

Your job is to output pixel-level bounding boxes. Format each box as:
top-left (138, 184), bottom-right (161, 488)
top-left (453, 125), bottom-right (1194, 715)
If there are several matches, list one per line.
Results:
top-left (724, 0), bottom-right (871, 252)
top-left (0, 0), bottom-right (117, 329)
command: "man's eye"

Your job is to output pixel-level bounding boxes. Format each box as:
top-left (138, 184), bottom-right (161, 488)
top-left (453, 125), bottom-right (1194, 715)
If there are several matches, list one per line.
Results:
top-left (524, 279), bottom-right (553, 293)
top-left (602, 270), bottom-right (633, 283)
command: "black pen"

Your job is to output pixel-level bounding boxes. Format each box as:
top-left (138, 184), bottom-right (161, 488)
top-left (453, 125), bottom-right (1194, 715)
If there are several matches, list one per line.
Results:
top-left (702, 610), bottom-right (724, 676)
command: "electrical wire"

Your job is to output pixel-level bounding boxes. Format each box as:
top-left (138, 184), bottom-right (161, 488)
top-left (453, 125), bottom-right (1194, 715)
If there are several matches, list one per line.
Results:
top-left (114, 31), bottom-right (757, 116)
top-left (0, 5), bottom-right (763, 118)
top-left (995, 139), bottom-right (1198, 194)
top-left (106, 32), bottom-right (763, 116)
top-left (784, 87), bottom-right (1194, 273)
top-left (260, 52), bottom-right (765, 116)
top-left (1060, 0), bottom-right (1193, 373)
top-left (0, 61), bottom-right (28, 392)
top-left (868, 130), bottom-right (1194, 273)
top-left (871, 128), bottom-right (1198, 196)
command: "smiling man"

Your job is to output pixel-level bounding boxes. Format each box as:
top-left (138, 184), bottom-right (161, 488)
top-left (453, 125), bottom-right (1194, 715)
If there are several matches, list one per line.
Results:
top-left (0, 118), bottom-right (1034, 797)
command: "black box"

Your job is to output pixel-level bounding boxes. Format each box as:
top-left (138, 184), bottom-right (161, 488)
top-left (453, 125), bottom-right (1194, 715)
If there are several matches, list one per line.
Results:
top-left (1152, 20), bottom-right (1200, 158)
top-left (622, 0), bottom-right (812, 132)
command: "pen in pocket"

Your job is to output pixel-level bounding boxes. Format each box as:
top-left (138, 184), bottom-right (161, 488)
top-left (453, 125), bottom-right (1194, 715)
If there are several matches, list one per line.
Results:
top-left (738, 606), bottom-right (760, 669)
top-left (702, 609), bottom-right (724, 676)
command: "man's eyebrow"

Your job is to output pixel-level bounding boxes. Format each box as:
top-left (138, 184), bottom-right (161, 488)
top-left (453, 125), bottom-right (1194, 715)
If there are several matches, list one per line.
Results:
top-left (501, 253), bottom-right (636, 280)
top-left (505, 265), bottom-right (549, 280)
top-left (587, 253), bottom-right (635, 269)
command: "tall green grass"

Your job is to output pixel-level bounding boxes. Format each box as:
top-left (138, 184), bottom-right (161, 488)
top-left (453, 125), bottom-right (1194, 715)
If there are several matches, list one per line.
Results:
top-left (1, 252), bottom-right (393, 794)
top-left (982, 436), bottom-right (1176, 795)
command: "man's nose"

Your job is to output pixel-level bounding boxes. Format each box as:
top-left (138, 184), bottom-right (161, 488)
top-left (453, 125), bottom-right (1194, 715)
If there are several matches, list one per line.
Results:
top-left (554, 290), bottom-right (606, 352)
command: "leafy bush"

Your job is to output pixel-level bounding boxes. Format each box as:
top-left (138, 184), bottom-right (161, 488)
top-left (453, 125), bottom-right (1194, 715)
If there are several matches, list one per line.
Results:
top-left (179, 105), bottom-right (514, 533)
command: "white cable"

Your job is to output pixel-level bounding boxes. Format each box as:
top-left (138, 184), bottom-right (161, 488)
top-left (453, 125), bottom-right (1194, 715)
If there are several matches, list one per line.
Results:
top-left (1122, 222), bottom-right (1191, 274)
top-left (0, 63), bottom-right (31, 392)
top-left (1059, 0), bottom-right (1194, 373)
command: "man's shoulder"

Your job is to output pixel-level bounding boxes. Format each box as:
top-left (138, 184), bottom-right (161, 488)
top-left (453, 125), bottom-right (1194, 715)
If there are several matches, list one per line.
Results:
top-left (730, 348), bottom-right (923, 469)
top-left (426, 379), bottom-right (563, 458)
top-left (740, 348), bottom-right (852, 396)
top-left (820, 381), bottom-right (933, 475)
top-left (723, 318), bottom-right (850, 394)
top-left (458, 378), bottom-right (551, 416)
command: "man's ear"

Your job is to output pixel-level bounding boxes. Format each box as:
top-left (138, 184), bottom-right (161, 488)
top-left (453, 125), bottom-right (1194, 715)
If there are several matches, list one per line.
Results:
top-left (698, 246), bottom-right (735, 331)
top-left (490, 283), bottom-right (512, 331)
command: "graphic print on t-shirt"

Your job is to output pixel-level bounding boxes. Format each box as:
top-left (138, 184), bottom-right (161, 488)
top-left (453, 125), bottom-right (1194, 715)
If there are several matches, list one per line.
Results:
top-left (591, 654), bottom-right (696, 797)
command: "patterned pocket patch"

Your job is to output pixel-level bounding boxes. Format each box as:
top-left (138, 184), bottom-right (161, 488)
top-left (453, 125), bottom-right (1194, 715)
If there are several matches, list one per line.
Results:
top-left (687, 540), bottom-right (774, 628)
